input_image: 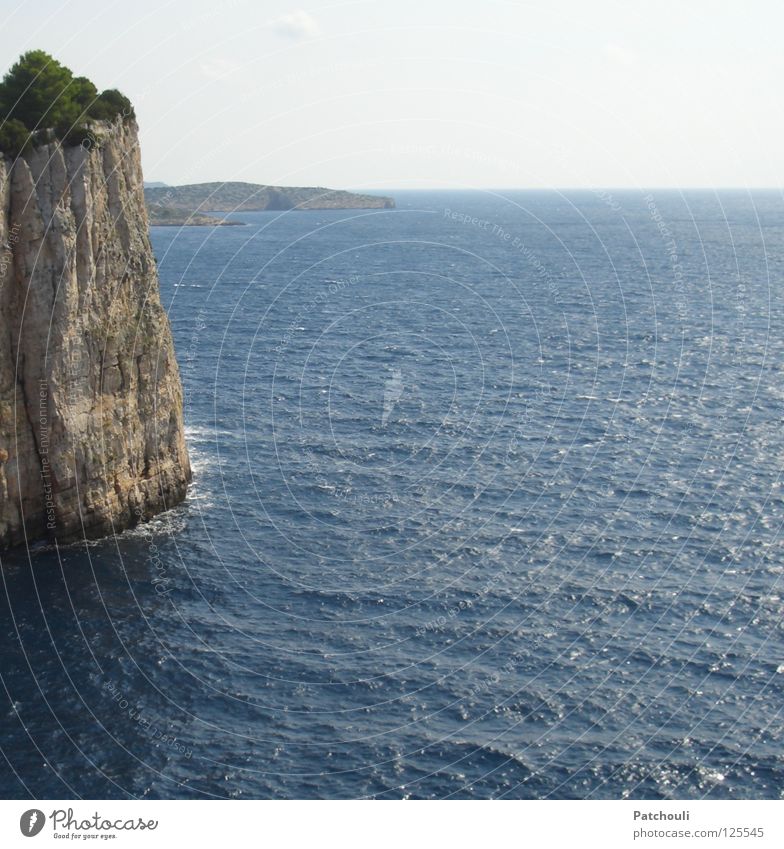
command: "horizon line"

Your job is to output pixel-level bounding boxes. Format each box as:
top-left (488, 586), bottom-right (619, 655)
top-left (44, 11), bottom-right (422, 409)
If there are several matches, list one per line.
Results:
top-left (347, 186), bottom-right (784, 193)
top-left (146, 181), bottom-right (784, 193)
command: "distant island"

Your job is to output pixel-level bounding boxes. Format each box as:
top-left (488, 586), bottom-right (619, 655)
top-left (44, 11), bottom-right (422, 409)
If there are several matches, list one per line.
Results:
top-left (147, 207), bottom-right (244, 227)
top-left (145, 181), bottom-right (395, 226)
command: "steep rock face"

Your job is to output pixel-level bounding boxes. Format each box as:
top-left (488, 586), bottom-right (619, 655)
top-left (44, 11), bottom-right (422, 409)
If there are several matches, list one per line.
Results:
top-left (0, 118), bottom-right (191, 549)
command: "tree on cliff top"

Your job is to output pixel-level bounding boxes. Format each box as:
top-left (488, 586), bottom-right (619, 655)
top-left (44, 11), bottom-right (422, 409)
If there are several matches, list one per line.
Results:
top-left (0, 50), bottom-right (135, 157)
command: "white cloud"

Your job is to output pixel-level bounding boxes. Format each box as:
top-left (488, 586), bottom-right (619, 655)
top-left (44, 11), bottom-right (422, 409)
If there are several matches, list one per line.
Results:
top-left (270, 10), bottom-right (320, 40)
top-left (199, 58), bottom-right (241, 81)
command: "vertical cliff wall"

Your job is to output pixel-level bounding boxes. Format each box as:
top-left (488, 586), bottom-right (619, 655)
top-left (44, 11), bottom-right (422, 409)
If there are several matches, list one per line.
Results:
top-left (0, 118), bottom-right (190, 549)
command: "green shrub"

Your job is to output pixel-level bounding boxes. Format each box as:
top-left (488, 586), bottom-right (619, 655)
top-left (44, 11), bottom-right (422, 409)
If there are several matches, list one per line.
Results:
top-left (56, 123), bottom-right (95, 148)
top-left (0, 51), bottom-right (134, 158)
top-left (0, 50), bottom-right (75, 130)
top-left (70, 76), bottom-right (98, 111)
top-left (89, 89), bottom-right (135, 122)
top-left (0, 118), bottom-right (32, 157)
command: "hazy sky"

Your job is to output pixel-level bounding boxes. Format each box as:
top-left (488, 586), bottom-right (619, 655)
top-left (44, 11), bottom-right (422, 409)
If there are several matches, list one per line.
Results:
top-left (1, 0), bottom-right (782, 189)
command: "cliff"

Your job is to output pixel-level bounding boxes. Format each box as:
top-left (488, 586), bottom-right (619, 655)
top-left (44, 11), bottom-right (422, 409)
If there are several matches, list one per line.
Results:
top-left (0, 117), bottom-right (191, 549)
top-left (145, 181), bottom-right (395, 216)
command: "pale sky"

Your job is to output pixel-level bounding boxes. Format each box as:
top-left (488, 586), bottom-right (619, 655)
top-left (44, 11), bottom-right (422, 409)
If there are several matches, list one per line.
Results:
top-left (1, 0), bottom-right (782, 190)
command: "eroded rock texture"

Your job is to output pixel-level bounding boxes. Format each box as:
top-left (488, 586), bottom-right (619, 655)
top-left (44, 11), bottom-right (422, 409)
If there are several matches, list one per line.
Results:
top-left (0, 119), bottom-right (190, 549)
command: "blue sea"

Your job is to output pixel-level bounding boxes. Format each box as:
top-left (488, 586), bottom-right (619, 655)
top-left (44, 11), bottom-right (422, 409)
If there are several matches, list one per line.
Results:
top-left (1, 190), bottom-right (783, 799)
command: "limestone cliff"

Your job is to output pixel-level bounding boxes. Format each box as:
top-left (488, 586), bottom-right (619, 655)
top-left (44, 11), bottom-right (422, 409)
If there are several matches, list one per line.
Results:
top-left (0, 117), bottom-right (191, 549)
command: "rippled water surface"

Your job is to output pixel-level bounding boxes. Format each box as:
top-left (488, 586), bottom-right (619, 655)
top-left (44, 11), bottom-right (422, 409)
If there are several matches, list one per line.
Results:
top-left (1, 190), bottom-right (783, 798)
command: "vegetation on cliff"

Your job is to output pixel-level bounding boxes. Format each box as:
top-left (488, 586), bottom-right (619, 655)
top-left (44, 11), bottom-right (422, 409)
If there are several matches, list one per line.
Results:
top-left (0, 51), bottom-right (134, 157)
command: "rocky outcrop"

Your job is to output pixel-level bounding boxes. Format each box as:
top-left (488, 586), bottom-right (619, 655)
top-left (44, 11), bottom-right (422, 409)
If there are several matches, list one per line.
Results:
top-left (146, 206), bottom-right (243, 227)
top-left (0, 117), bottom-right (191, 549)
